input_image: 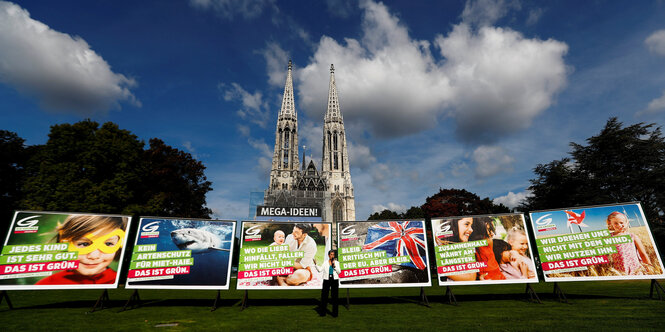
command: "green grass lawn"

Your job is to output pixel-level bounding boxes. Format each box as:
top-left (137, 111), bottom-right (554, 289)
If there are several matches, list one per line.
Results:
top-left (1, 279), bottom-right (664, 331)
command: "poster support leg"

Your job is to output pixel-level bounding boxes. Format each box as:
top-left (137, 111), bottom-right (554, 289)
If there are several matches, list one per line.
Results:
top-left (0, 291), bottom-right (13, 309)
top-left (122, 290), bottom-right (141, 311)
top-left (419, 287), bottom-right (430, 307)
top-left (649, 279), bottom-right (664, 300)
top-left (211, 290), bottom-right (222, 312)
top-left (444, 286), bottom-right (458, 306)
top-left (345, 289), bottom-right (350, 309)
top-left (240, 290), bottom-right (249, 311)
top-left (552, 282), bottom-right (568, 303)
top-left (87, 289), bottom-right (110, 313)
top-left (525, 284), bottom-right (542, 304)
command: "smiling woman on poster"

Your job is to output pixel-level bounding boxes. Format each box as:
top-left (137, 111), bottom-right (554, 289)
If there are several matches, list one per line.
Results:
top-left (439, 217), bottom-right (477, 281)
top-left (36, 215), bottom-right (127, 285)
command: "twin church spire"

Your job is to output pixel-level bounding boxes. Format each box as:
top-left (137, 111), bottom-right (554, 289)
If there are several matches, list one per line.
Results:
top-left (266, 61), bottom-right (355, 225)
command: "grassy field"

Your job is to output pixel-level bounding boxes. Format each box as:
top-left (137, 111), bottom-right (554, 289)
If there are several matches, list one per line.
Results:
top-left (1, 279), bottom-right (664, 331)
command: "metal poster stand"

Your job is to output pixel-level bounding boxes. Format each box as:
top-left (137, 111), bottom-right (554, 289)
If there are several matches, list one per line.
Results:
top-left (649, 279), bottom-right (664, 300)
top-left (240, 290), bottom-right (249, 311)
top-left (211, 290), bottom-right (222, 311)
top-left (525, 284), bottom-right (542, 304)
top-left (444, 286), bottom-right (457, 305)
top-left (345, 289), bottom-right (350, 309)
top-left (87, 289), bottom-right (110, 313)
top-left (122, 290), bottom-right (141, 311)
top-left (552, 282), bottom-right (568, 303)
top-left (419, 287), bottom-right (430, 307)
top-left (0, 291), bottom-right (13, 309)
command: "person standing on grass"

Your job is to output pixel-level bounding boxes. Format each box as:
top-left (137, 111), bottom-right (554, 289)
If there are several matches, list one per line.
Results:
top-left (319, 250), bottom-right (341, 317)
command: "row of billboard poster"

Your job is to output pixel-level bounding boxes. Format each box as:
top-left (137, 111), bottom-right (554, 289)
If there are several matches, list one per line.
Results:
top-left (1, 203), bottom-right (664, 291)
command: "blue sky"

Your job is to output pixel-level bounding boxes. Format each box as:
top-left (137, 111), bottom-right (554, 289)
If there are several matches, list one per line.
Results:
top-left (2, 0), bottom-right (665, 221)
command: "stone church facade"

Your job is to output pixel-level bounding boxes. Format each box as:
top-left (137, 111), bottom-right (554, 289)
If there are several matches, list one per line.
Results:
top-left (264, 61), bottom-right (356, 236)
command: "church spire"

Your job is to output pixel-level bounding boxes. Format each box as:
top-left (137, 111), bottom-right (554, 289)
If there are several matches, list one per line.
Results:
top-left (324, 64), bottom-right (342, 121)
top-left (268, 60), bottom-right (299, 191)
top-left (279, 60), bottom-right (297, 120)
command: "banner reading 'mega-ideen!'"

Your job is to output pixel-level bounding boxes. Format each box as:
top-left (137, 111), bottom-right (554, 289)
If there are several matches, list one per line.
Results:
top-left (0, 211), bottom-right (132, 290)
top-left (529, 202), bottom-right (665, 282)
top-left (337, 220), bottom-right (431, 288)
top-left (237, 221), bottom-right (331, 290)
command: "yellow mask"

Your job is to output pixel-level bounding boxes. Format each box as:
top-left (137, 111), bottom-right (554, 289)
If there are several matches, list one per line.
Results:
top-left (67, 228), bottom-right (125, 255)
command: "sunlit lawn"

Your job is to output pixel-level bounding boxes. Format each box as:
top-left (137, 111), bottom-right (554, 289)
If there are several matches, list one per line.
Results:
top-left (1, 279), bottom-right (664, 331)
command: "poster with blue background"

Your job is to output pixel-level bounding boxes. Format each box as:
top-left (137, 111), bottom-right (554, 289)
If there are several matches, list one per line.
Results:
top-left (126, 218), bottom-right (235, 289)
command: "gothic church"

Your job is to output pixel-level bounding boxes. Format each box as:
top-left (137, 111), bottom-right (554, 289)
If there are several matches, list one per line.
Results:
top-left (264, 61), bottom-right (356, 230)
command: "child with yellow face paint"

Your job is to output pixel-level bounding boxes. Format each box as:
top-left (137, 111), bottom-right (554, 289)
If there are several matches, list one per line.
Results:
top-left (36, 215), bottom-right (128, 285)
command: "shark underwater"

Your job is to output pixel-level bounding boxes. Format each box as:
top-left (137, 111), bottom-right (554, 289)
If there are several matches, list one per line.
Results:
top-left (171, 228), bottom-right (230, 253)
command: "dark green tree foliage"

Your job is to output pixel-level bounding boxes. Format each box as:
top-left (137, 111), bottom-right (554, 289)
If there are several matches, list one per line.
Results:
top-left (22, 121), bottom-right (144, 213)
top-left (135, 138), bottom-right (212, 218)
top-left (367, 206), bottom-right (425, 220)
top-left (421, 188), bottom-right (510, 219)
top-left (20, 120), bottom-right (212, 218)
top-left (520, 118), bottom-right (665, 223)
top-left (0, 130), bottom-right (28, 222)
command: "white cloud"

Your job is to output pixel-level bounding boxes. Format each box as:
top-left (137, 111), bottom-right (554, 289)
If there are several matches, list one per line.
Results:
top-left (261, 42), bottom-right (290, 87)
top-left (296, 0), bottom-right (568, 143)
top-left (526, 8), bottom-right (543, 26)
top-left (348, 141), bottom-right (377, 170)
top-left (461, 0), bottom-right (520, 27)
top-left (645, 29), bottom-right (665, 56)
top-left (189, 0), bottom-right (274, 20)
top-left (326, 0), bottom-right (355, 18)
top-left (0, 1), bottom-right (139, 114)
top-left (221, 82), bottom-right (270, 127)
top-left (638, 90), bottom-right (665, 116)
top-left (472, 145), bottom-right (514, 178)
top-left (436, 24), bottom-right (568, 143)
top-left (371, 202), bottom-right (407, 213)
top-left (493, 190), bottom-right (530, 208)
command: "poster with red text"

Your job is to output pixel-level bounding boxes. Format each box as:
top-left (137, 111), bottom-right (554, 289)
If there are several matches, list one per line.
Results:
top-left (337, 220), bottom-right (431, 288)
top-left (237, 221), bottom-right (331, 290)
top-left (432, 214), bottom-right (539, 286)
top-left (0, 211), bottom-right (132, 290)
top-left (125, 218), bottom-right (235, 290)
top-left (529, 202), bottom-right (665, 282)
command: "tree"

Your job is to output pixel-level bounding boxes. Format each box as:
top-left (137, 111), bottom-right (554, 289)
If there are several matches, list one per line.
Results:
top-left (520, 118), bottom-right (665, 253)
top-left (421, 188), bottom-right (510, 219)
top-left (20, 120), bottom-right (213, 218)
top-left (520, 118), bottom-right (665, 223)
top-left (131, 138), bottom-right (212, 218)
top-left (0, 130), bottom-right (28, 223)
top-left (367, 206), bottom-right (424, 220)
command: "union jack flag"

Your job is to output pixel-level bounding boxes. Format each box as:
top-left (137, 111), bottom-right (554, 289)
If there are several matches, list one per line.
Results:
top-left (362, 221), bottom-right (427, 270)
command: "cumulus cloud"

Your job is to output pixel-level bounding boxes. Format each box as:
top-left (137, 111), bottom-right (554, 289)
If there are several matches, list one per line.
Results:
top-left (262, 42), bottom-right (291, 87)
top-left (348, 141), bottom-right (377, 170)
top-left (296, 0), bottom-right (568, 143)
top-left (461, 0), bottom-right (520, 27)
top-left (472, 145), bottom-right (514, 178)
top-left (493, 190), bottom-right (530, 208)
top-left (189, 0), bottom-right (275, 20)
top-left (220, 82), bottom-right (270, 127)
top-left (0, 1), bottom-right (139, 114)
top-left (371, 202), bottom-right (407, 213)
top-left (645, 29), bottom-right (665, 56)
top-left (638, 90), bottom-right (665, 116)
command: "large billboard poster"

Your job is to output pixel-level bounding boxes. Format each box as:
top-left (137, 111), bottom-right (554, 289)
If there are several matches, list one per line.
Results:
top-left (529, 203), bottom-right (665, 282)
top-left (237, 221), bottom-right (331, 290)
top-left (337, 220), bottom-right (431, 288)
top-left (432, 214), bottom-right (539, 286)
top-left (125, 218), bottom-right (235, 289)
top-left (0, 211), bottom-right (132, 290)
